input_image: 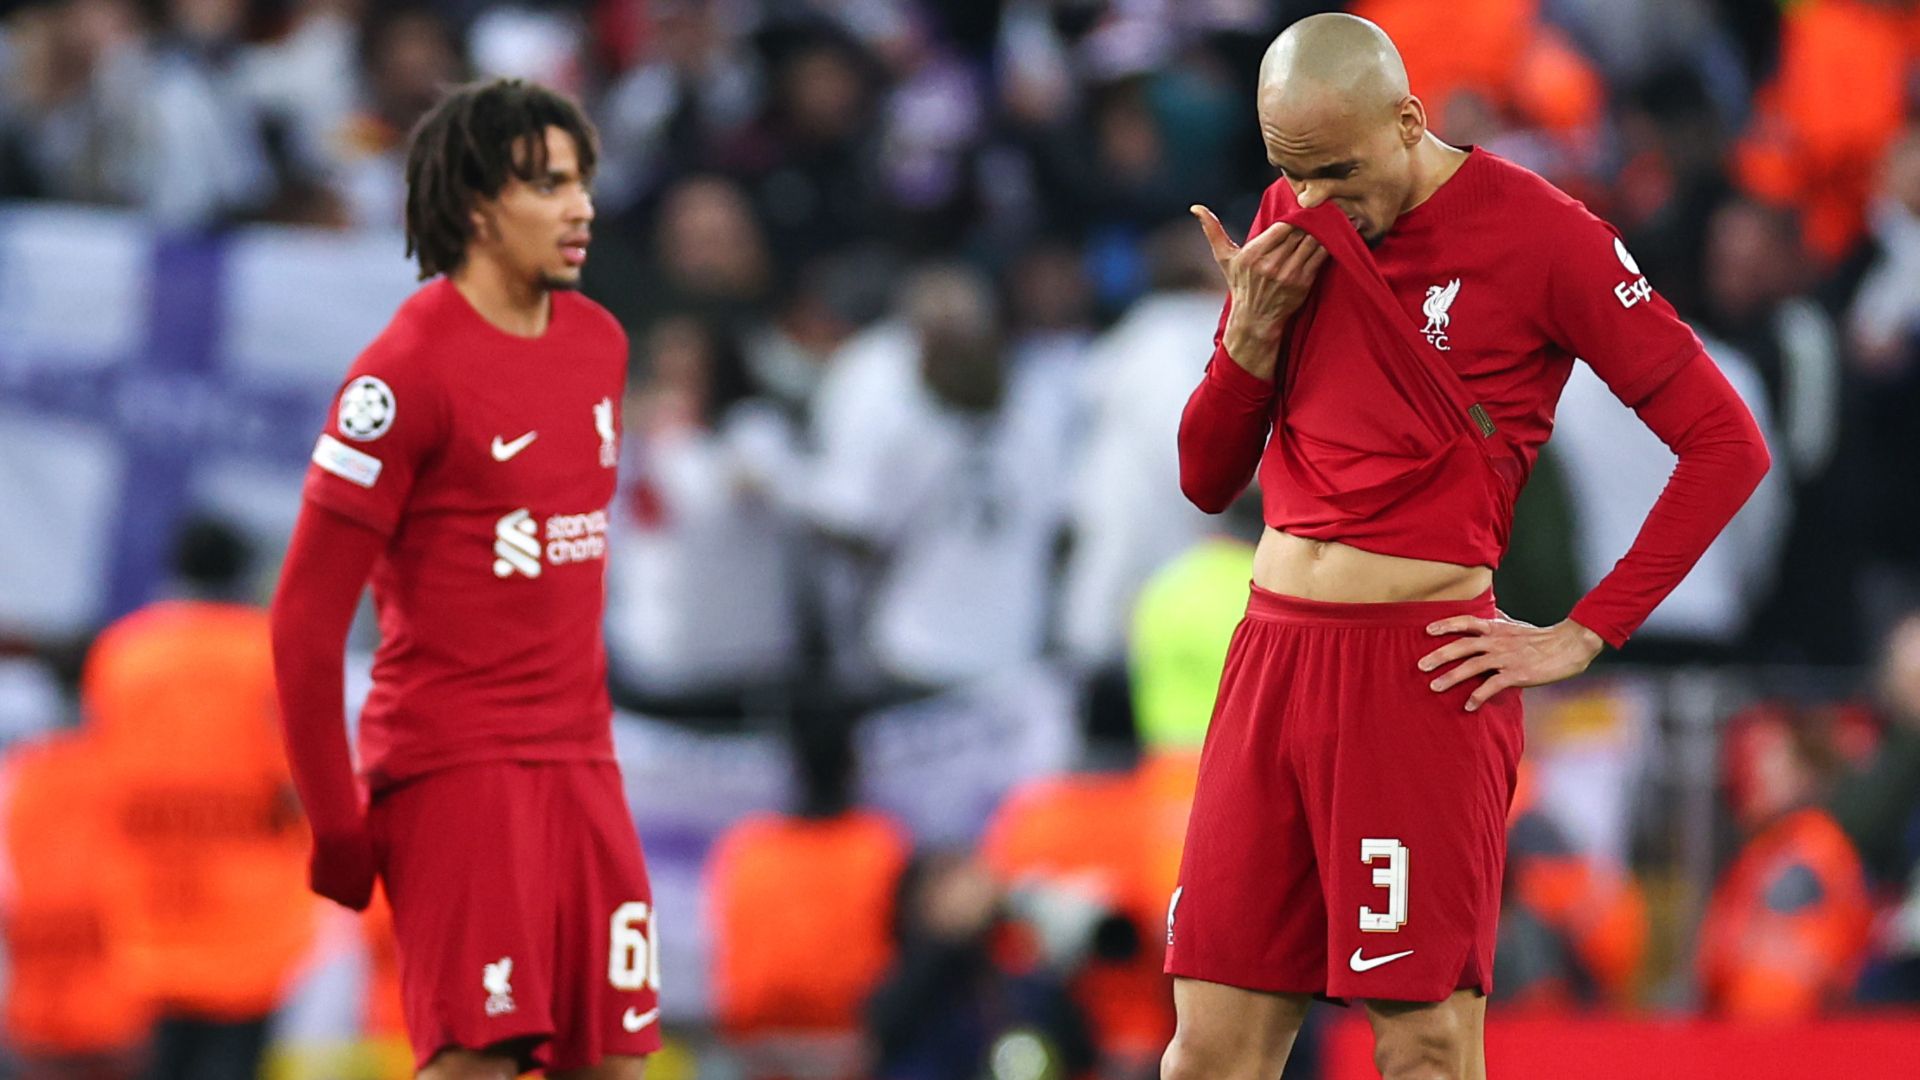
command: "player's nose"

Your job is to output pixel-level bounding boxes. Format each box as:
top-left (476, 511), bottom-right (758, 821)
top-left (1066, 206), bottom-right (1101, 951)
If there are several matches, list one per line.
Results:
top-left (1294, 182), bottom-right (1328, 210)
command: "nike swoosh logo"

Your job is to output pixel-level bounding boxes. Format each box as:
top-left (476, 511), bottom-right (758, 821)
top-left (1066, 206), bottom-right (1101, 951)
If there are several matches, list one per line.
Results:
top-left (1349, 947), bottom-right (1415, 972)
top-left (491, 431), bottom-right (537, 461)
top-left (622, 1006), bottom-right (659, 1033)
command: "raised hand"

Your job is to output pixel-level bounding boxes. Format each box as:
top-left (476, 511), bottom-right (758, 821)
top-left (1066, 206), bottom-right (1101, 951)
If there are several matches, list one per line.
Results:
top-left (1192, 204), bottom-right (1330, 381)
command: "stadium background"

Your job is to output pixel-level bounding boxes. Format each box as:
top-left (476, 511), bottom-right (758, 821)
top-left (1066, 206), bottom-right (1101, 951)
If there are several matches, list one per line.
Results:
top-left (1, 0), bottom-right (1919, 1077)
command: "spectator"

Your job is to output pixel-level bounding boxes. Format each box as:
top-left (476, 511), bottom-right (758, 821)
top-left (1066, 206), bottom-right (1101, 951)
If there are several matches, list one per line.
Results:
top-left (1847, 127), bottom-right (1920, 624)
top-left (1496, 761), bottom-right (1651, 1009)
top-left (803, 263), bottom-right (1073, 691)
top-left (81, 516), bottom-right (316, 1080)
top-left (604, 317), bottom-right (804, 710)
top-left (612, 173), bottom-right (775, 338)
top-left (980, 677), bottom-right (1178, 1075)
top-left (329, 4), bottom-right (464, 230)
top-left (1552, 332), bottom-right (1789, 661)
top-left (1698, 704), bottom-right (1872, 1018)
top-left (1058, 220), bottom-right (1225, 669)
top-left (707, 712), bottom-right (909, 1079)
top-left (865, 850), bottom-right (1096, 1080)
top-left (1697, 196), bottom-right (1861, 662)
top-left (0, 730), bottom-right (150, 1079)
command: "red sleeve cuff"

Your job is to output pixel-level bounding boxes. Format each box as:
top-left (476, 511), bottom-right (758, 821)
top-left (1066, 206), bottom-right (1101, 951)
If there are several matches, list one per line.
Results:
top-left (1566, 598), bottom-right (1632, 651)
top-left (1205, 343), bottom-right (1277, 405)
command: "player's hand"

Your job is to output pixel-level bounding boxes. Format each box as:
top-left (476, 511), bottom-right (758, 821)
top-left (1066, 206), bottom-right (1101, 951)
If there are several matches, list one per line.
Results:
top-left (1192, 204), bottom-right (1329, 381)
top-left (309, 826), bottom-right (377, 911)
top-left (1417, 614), bottom-right (1607, 711)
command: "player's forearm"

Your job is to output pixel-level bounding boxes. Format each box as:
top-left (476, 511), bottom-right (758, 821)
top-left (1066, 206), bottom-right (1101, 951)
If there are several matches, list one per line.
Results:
top-left (1178, 341), bottom-right (1276, 513)
top-left (1567, 355), bottom-right (1771, 647)
top-left (270, 503), bottom-right (385, 836)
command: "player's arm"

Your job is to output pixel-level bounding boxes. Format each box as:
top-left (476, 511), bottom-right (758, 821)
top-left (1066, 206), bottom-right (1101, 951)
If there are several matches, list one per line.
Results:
top-left (275, 347), bottom-right (443, 909)
top-left (1422, 215), bottom-right (1768, 709)
top-left (270, 504), bottom-right (385, 911)
top-left (1178, 192), bottom-right (1327, 513)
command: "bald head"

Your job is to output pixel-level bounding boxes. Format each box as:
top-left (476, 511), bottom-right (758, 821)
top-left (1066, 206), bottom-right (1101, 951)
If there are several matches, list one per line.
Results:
top-left (1250, 13), bottom-right (1452, 245)
top-left (1258, 14), bottom-right (1408, 120)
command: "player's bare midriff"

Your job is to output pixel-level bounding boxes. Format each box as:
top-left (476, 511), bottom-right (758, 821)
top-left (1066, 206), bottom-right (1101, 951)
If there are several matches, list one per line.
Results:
top-left (1252, 527), bottom-right (1493, 604)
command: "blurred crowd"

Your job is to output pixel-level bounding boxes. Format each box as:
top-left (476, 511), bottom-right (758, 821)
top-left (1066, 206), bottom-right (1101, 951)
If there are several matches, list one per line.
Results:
top-left (7, 0), bottom-right (1920, 1077)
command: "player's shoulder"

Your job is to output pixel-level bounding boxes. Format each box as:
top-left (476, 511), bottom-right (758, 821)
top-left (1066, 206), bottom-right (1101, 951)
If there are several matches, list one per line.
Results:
top-left (355, 279), bottom-right (456, 382)
top-left (556, 291), bottom-right (629, 350)
top-left (1472, 149), bottom-right (1614, 234)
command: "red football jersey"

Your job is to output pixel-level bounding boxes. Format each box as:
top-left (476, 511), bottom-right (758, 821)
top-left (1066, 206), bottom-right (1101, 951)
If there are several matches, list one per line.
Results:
top-left (301, 279), bottom-right (627, 789)
top-left (1178, 146), bottom-right (1768, 645)
top-left (1254, 146), bottom-right (1704, 564)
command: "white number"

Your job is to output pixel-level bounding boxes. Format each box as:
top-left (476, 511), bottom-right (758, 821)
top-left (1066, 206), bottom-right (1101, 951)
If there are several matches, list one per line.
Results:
top-left (1359, 838), bottom-right (1409, 932)
top-left (609, 901), bottom-right (662, 991)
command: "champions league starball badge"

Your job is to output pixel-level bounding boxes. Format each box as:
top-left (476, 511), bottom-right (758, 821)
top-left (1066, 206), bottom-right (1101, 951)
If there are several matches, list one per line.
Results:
top-left (338, 375), bottom-right (396, 441)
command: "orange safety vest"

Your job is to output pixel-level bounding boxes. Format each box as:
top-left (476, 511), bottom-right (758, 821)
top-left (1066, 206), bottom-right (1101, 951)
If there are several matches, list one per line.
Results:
top-left (1697, 806), bottom-right (1872, 1018)
top-left (706, 810), bottom-right (910, 1035)
top-left (0, 734), bottom-right (152, 1054)
top-left (82, 600), bottom-right (318, 1019)
top-left (1504, 762), bottom-right (1649, 1006)
top-left (981, 767), bottom-right (1180, 1063)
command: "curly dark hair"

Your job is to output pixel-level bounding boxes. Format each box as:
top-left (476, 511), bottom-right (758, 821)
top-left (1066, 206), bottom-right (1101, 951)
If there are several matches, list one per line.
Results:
top-left (402, 78), bottom-right (599, 280)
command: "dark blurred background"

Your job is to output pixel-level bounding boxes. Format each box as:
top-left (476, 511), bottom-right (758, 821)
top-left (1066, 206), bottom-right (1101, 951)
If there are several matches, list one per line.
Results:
top-left (2, 1), bottom-right (1920, 1078)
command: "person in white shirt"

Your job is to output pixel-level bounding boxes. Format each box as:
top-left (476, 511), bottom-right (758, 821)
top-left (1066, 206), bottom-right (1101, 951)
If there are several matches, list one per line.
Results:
top-left (804, 264), bottom-right (1075, 690)
top-left (1058, 222), bottom-right (1222, 668)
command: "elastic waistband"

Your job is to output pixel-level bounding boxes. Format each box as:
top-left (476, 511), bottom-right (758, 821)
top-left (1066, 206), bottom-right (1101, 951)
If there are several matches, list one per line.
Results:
top-left (1245, 583), bottom-right (1497, 627)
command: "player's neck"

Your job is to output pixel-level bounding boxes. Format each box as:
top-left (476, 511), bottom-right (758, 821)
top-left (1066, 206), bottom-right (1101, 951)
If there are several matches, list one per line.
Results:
top-left (451, 254), bottom-right (552, 338)
top-left (1402, 136), bottom-right (1470, 217)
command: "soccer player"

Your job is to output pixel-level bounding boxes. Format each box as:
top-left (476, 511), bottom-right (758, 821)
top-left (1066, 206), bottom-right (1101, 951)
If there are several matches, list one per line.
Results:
top-left (270, 80), bottom-right (658, 1080)
top-left (1162, 16), bottom-right (1769, 1080)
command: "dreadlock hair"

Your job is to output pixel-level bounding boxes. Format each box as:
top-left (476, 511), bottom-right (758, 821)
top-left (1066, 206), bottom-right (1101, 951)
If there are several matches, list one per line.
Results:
top-left (403, 78), bottom-right (599, 280)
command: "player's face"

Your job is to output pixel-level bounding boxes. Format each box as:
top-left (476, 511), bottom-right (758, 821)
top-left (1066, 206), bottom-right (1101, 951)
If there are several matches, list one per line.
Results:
top-left (1260, 94), bottom-right (1423, 246)
top-left (473, 126), bottom-right (594, 291)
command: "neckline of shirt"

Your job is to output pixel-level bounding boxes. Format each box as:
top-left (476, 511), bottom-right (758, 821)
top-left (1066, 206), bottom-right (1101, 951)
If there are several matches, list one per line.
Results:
top-left (437, 276), bottom-right (572, 346)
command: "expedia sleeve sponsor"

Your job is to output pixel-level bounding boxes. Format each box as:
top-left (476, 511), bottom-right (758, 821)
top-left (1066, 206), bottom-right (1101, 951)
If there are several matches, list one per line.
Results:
top-left (1542, 210), bottom-right (1704, 406)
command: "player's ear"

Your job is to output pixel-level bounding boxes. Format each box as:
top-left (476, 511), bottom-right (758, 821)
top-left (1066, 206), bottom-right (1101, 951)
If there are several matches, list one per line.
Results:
top-left (470, 203), bottom-right (493, 245)
top-left (1397, 95), bottom-right (1427, 148)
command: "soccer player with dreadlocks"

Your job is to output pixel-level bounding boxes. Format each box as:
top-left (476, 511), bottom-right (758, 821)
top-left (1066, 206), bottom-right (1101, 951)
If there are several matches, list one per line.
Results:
top-left (270, 79), bottom-right (658, 1079)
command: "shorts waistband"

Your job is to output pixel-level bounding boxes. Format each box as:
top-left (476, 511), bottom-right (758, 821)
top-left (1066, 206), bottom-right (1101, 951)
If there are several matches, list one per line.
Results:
top-left (1245, 583), bottom-right (1497, 627)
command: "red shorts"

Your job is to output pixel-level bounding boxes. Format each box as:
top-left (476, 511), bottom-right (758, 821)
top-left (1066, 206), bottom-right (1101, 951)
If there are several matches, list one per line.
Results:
top-left (1165, 586), bottom-right (1523, 1002)
top-left (371, 760), bottom-right (662, 1071)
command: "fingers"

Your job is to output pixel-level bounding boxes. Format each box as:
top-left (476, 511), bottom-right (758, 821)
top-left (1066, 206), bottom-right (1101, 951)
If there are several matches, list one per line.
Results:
top-left (1240, 220), bottom-right (1296, 262)
top-left (1430, 655), bottom-right (1498, 693)
top-left (1428, 616), bottom-right (1493, 637)
top-left (1274, 233), bottom-right (1325, 280)
top-left (1301, 241), bottom-right (1331, 278)
top-left (1191, 205), bottom-right (1237, 265)
top-left (1466, 674), bottom-right (1516, 712)
top-left (1418, 637), bottom-right (1488, 672)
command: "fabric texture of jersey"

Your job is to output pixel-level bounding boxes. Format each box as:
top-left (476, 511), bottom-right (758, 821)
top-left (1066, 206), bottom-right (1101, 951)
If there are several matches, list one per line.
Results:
top-left (300, 279), bottom-right (627, 790)
top-left (1166, 587), bottom-right (1523, 1002)
top-left (371, 761), bottom-right (661, 1071)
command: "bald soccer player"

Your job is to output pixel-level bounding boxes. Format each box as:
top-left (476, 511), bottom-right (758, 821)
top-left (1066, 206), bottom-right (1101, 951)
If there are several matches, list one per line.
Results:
top-left (1163, 15), bottom-right (1768, 1080)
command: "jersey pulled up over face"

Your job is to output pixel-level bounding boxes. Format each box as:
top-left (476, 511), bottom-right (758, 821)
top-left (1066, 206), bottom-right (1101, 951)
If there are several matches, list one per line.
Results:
top-left (302, 278), bottom-right (627, 790)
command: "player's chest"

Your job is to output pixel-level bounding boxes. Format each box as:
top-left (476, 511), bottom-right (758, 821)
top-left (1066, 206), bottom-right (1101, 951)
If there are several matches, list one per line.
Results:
top-left (438, 374), bottom-right (621, 503)
top-left (1374, 246), bottom-right (1552, 375)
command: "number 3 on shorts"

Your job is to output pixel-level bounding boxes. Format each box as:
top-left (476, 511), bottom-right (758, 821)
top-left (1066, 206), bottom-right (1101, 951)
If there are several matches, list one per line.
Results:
top-left (1359, 838), bottom-right (1409, 932)
top-left (609, 901), bottom-right (662, 991)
